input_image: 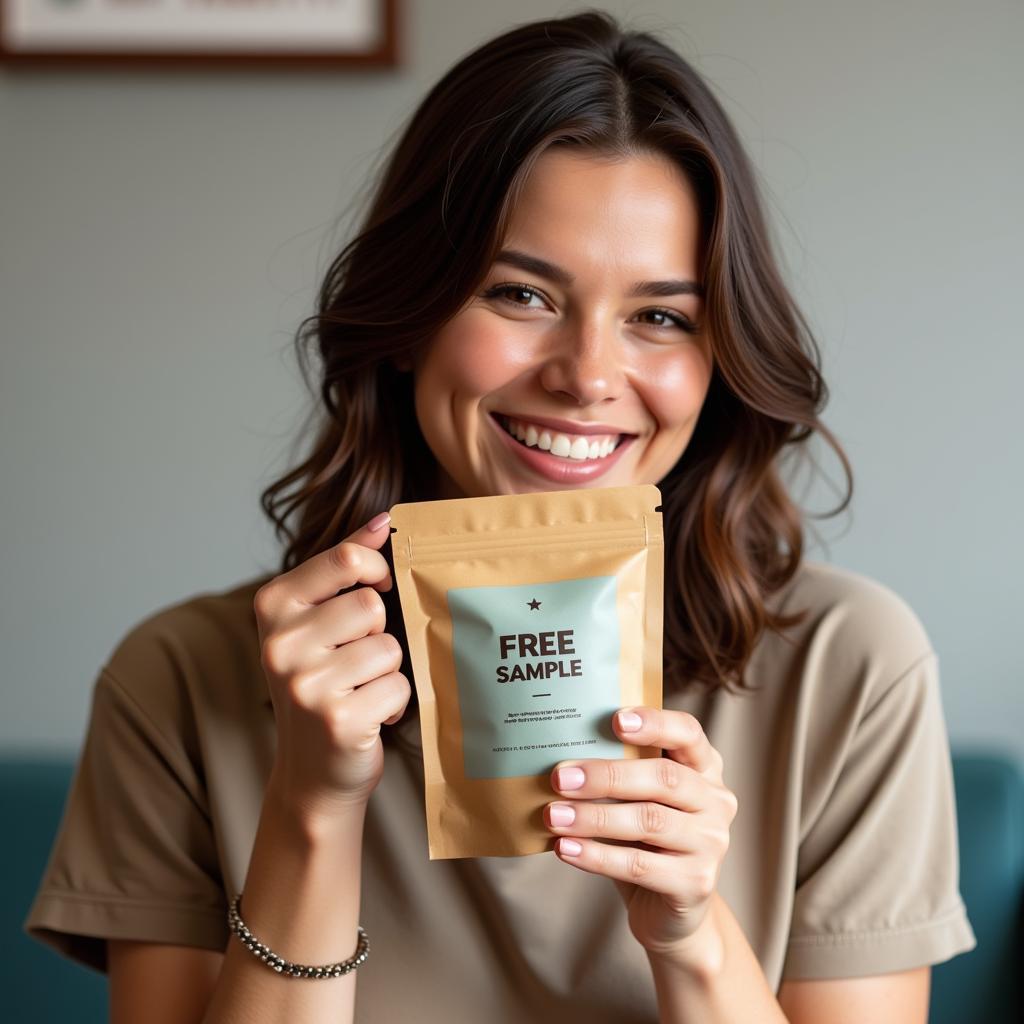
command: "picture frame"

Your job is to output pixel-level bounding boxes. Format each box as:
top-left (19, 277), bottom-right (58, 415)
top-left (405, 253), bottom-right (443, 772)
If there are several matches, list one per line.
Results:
top-left (0, 0), bottom-right (399, 67)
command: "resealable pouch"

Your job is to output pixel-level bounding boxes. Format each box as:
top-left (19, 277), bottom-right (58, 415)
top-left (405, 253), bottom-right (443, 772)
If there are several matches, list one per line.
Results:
top-left (388, 483), bottom-right (664, 859)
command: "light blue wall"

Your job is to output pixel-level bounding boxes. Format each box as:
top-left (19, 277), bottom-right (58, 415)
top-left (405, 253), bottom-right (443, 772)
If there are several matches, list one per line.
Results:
top-left (2, 0), bottom-right (1020, 758)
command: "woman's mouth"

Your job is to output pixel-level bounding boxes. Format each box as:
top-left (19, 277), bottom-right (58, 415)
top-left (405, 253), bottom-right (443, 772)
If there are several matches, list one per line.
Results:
top-left (498, 414), bottom-right (623, 459)
top-left (489, 412), bottom-right (637, 484)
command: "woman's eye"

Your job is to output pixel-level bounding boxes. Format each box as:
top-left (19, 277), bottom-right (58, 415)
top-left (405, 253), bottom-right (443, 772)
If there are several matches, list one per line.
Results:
top-left (482, 283), bottom-right (547, 309)
top-left (634, 308), bottom-right (699, 334)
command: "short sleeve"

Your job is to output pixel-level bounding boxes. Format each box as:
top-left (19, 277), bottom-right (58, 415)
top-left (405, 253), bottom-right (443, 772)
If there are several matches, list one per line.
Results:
top-left (782, 649), bottom-right (977, 979)
top-left (23, 666), bottom-right (228, 973)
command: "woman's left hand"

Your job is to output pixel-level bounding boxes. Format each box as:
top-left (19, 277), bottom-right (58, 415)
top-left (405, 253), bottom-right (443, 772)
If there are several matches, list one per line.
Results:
top-left (546, 707), bottom-right (738, 960)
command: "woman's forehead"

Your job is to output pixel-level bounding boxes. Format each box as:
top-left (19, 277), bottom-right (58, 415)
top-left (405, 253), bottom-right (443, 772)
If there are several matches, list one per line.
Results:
top-left (497, 151), bottom-right (702, 288)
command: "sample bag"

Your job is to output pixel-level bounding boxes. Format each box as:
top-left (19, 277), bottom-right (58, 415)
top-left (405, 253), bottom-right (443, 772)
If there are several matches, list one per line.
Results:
top-left (389, 483), bottom-right (664, 858)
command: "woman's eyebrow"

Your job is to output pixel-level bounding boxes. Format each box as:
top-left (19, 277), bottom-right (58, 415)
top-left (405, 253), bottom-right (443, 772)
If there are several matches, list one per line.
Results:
top-left (494, 248), bottom-right (705, 298)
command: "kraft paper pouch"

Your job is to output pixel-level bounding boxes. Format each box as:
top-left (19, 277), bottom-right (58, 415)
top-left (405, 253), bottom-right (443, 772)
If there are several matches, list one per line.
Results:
top-left (388, 484), bottom-right (663, 859)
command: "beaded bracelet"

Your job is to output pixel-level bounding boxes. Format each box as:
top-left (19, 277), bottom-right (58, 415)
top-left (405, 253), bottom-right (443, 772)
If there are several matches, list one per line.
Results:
top-left (227, 892), bottom-right (370, 979)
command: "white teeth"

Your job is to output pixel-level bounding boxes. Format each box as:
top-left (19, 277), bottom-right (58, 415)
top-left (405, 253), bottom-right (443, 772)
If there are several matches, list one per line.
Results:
top-left (568, 437), bottom-right (590, 460)
top-left (501, 416), bottom-right (621, 461)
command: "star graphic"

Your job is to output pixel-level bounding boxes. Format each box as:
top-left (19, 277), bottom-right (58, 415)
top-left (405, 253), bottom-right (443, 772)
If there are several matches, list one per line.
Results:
top-left (527, 598), bottom-right (542, 610)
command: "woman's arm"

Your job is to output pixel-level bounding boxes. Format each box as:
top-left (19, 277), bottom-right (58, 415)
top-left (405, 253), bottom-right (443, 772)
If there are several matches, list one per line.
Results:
top-left (108, 943), bottom-right (222, 1024)
top-left (109, 784), bottom-right (368, 1024)
top-left (109, 515), bottom-right (407, 1024)
top-left (646, 891), bottom-right (930, 1024)
top-left (778, 967), bottom-right (930, 1024)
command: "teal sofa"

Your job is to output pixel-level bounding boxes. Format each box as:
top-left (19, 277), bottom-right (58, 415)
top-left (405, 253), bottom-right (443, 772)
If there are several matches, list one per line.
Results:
top-left (5, 752), bottom-right (1022, 1022)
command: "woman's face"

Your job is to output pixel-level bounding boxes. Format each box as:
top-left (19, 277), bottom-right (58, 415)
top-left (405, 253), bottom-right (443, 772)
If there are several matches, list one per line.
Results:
top-left (412, 147), bottom-right (713, 499)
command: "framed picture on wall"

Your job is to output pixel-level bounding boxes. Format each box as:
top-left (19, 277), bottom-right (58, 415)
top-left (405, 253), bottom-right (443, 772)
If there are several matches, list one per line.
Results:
top-left (0, 0), bottom-right (399, 66)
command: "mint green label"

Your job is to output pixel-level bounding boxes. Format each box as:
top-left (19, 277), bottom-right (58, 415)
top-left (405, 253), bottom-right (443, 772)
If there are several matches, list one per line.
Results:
top-left (446, 575), bottom-right (622, 778)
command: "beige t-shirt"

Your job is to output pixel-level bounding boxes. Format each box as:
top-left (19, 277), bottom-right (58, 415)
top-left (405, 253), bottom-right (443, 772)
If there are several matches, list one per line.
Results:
top-left (25, 559), bottom-right (976, 1019)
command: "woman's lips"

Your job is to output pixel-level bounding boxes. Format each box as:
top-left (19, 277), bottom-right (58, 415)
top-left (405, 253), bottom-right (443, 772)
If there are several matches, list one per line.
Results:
top-left (488, 412), bottom-right (635, 484)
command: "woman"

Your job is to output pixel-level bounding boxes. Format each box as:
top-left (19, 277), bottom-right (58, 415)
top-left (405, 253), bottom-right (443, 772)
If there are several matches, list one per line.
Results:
top-left (26, 10), bottom-right (975, 1022)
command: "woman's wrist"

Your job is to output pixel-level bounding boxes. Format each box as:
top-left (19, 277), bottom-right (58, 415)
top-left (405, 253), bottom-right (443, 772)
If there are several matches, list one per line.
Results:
top-left (643, 892), bottom-right (726, 980)
top-left (238, 773), bottom-right (368, 967)
top-left (262, 770), bottom-right (370, 848)
top-left (205, 770), bottom-right (368, 1022)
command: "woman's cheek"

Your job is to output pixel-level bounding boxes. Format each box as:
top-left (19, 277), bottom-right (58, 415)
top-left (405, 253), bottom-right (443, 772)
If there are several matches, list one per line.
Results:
top-left (632, 347), bottom-right (713, 477)
top-left (431, 315), bottom-right (538, 396)
top-left (643, 345), bottom-right (712, 423)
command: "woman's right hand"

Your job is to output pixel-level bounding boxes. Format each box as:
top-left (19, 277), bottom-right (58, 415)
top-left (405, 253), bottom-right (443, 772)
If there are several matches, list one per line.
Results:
top-left (253, 511), bottom-right (410, 829)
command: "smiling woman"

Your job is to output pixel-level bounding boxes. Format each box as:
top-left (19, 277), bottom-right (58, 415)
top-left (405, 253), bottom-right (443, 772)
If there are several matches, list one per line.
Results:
top-left (24, 9), bottom-right (975, 1024)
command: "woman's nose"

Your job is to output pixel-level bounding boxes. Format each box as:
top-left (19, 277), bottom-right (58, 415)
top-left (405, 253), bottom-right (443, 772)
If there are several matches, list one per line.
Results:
top-left (538, 321), bottom-right (626, 406)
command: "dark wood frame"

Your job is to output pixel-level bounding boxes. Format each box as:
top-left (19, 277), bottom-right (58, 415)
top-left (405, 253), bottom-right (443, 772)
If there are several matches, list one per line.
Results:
top-left (0, 0), bottom-right (399, 67)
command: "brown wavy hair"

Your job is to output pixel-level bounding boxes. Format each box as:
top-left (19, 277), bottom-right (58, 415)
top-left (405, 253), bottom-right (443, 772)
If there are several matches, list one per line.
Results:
top-left (259, 9), bottom-right (853, 697)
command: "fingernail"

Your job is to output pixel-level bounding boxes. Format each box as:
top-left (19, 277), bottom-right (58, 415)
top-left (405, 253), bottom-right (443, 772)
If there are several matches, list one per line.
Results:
top-left (558, 838), bottom-right (582, 856)
top-left (617, 710), bottom-right (642, 732)
top-left (549, 803), bottom-right (576, 827)
top-left (366, 512), bottom-right (391, 532)
top-left (555, 766), bottom-right (585, 791)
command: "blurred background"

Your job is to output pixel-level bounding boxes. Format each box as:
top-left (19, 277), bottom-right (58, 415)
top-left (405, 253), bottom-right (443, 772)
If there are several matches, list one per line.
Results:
top-left (1, 0), bottom-right (1020, 761)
